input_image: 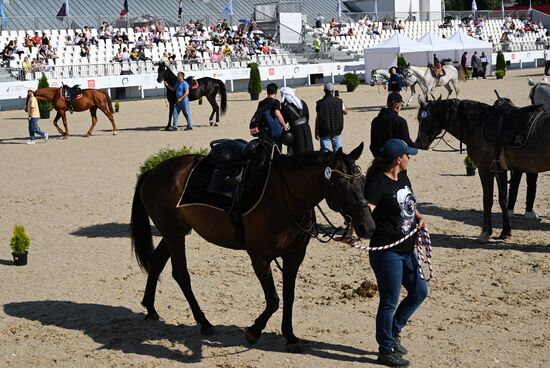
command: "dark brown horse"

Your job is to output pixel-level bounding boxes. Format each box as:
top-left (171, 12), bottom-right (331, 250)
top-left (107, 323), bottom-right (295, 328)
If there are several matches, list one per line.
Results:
top-left (130, 143), bottom-right (375, 352)
top-left (416, 99), bottom-right (550, 242)
top-left (157, 62), bottom-right (227, 128)
top-left (33, 87), bottom-right (117, 138)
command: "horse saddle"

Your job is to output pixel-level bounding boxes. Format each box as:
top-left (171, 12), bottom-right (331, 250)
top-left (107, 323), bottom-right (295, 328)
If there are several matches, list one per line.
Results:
top-left (428, 64), bottom-right (445, 79)
top-left (483, 99), bottom-right (543, 149)
top-left (179, 139), bottom-right (275, 213)
top-left (61, 84), bottom-right (83, 101)
top-left (186, 76), bottom-right (199, 89)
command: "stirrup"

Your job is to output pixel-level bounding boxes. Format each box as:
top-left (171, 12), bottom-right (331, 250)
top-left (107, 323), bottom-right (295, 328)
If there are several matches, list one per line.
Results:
top-left (489, 160), bottom-right (504, 173)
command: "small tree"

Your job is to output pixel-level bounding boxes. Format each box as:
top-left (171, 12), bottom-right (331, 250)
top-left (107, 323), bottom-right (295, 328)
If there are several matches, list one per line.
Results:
top-left (397, 54), bottom-right (408, 71)
top-left (37, 73), bottom-right (53, 112)
top-left (10, 225), bottom-right (30, 255)
top-left (496, 50), bottom-right (506, 75)
top-left (343, 73), bottom-right (360, 91)
top-left (248, 63), bottom-right (262, 96)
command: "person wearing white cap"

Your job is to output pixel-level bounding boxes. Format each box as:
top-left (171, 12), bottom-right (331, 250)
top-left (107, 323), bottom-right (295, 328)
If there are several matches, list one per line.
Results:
top-left (314, 82), bottom-right (348, 152)
top-left (280, 87), bottom-right (313, 154)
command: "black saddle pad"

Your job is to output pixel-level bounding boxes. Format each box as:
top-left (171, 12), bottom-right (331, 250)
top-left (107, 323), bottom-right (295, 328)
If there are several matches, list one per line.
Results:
top-left (179, 140), bottom-right (276, 214)
top-left (483, 106), bottom-right (543, 149)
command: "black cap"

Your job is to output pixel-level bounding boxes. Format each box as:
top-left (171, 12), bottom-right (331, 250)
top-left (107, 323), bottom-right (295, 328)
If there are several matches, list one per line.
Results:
top-left (387, 92), bottom-right (403, 105)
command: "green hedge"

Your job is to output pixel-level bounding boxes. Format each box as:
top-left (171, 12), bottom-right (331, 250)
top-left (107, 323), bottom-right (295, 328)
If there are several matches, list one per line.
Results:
top-left (37, 73), bottom-right (53, 111)
top-left (139, 146), bottom-right (209, 174)
top-left (248, 63), bottom-right (262, 95)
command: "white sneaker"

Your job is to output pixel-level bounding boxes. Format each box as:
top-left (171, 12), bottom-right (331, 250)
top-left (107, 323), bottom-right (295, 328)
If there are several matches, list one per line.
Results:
top-left (44, 133), bottom-right (48, 142)
top-left (507, 210), bottom-right (515, 217)
top-left (26, 140), bottom-right (36, 145)
top-left (524, 211), bottom-right (539, 219)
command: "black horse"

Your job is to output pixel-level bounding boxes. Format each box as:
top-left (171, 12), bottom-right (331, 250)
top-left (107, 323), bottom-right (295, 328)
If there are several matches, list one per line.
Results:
top-left (157, 62), bottom-right (227, 128)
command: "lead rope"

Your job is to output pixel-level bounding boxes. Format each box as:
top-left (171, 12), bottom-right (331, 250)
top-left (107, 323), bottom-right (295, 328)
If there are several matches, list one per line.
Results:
top-left (350, 226), bottom-right (433, 281)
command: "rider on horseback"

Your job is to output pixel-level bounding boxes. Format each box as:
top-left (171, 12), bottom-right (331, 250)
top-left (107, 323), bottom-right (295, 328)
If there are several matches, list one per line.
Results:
top-left (430, 54), bottom-right (445, 80)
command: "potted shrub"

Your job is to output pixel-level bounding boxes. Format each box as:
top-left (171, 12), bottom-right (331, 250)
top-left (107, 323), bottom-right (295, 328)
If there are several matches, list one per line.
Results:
top-left (10, 225), bottom-right (30, 266)
top-left (114, 101), bottom-right (120, 112)
top-left (496, 51), bottom-right (506, 79)
top-left (37, 73), bottom-right (53, 119)
top-left (342, 72), bottom-right (360, 92)
top-left (464, 155), bottom-right (477, 176)
top-left (248, 63), bottom-right (261, 100)
top-left (397, 54), bottom-right (407, 72)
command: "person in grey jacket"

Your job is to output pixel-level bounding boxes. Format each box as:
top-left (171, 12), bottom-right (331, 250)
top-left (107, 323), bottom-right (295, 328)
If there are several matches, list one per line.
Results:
top-left (471, 51), bottom-right (482, 79)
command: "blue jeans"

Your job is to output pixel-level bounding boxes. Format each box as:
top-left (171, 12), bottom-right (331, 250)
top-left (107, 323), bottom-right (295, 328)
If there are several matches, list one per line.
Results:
top-left (319, 135), bottom-right (342, 152)
top-left (172, 99), bottom-right (192, 129)
top-left (369, 250), bottom-right (428, 354)
top-left (28, 117), bottom-right (46, 141)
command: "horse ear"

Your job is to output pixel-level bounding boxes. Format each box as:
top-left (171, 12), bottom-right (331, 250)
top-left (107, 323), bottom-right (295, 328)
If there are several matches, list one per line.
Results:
top-left (438, 94), bottom-right (442, 101)
top-left (527, 78), bottom-right (534, 87)
top-left (418, 95), bottom-right (426, 106)
top-left (348, 142), bottom-right (364, 161)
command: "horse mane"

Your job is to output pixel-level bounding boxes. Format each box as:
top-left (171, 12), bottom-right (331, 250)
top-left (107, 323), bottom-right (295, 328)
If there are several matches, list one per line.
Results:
top-left (426, 99), bottom-right (492, 134)
top-left (273, 150), bottom-right (334, 171)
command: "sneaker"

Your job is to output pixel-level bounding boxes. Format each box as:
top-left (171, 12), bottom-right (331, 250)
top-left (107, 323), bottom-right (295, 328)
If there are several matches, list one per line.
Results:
top-left (26, 140), bottom-right (36, 145)
top-left (377, 351), bottom-right (410, 367)
top-left (167, 126), bottom-right (177, 131)
top-left (184, 127), bottom-right (193, 131)
top-left (524, 211), bottom-right (539, 219)
top-left (507, 209), bottom-right (515, 217)
top-left (44, 133), bottom-right (48, 142)
top-left (393, 334), bottom-right (408, 356)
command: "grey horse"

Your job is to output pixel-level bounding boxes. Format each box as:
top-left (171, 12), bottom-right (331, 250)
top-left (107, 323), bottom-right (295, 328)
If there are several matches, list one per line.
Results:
top-left (528, 78), bottom-right (550, 111)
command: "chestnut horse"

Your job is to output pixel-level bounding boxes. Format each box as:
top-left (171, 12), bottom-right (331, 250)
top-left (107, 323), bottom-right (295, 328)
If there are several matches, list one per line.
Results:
top-left (33, 87), bottom-right (117, 138)
top-left (130, 143), bottom-right (375, 352)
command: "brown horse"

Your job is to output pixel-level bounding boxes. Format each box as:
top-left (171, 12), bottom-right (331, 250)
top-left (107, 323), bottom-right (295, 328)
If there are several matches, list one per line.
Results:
top-left (416, 99), bottom-right (550, 242)
top-left (33, 87), bottom-right (117, 138)
top-left (130, 143), bottom-right (375, 352)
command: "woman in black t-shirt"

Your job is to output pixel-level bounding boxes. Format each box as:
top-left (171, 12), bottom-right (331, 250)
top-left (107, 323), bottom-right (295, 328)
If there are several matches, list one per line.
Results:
top-left (364, 139), bottom-right (428, 368)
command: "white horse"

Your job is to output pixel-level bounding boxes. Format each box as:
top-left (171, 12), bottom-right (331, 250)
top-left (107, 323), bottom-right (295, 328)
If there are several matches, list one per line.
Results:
top-left (527, 78), bottom-right (550, 112)
top-left (369, 68), bottom-right (420, 106)
top-left (402, 64), bottom-right (465, 100)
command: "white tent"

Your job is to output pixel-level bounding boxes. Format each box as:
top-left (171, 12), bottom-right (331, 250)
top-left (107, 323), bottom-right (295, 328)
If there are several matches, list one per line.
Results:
top-left (417, 32), bottom-right (464, 64)
top-left (364, 33), bottom-right (432, 83)
top-left (448, 31), bottom-right (493, 74)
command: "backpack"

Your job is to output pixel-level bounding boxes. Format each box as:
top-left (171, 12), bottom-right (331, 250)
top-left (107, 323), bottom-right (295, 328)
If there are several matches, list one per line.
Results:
top-left (249, 100), bottom-right (279, 138)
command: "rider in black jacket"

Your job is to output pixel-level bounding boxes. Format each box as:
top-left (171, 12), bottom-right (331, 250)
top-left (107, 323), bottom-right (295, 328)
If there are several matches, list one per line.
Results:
top-left (370, 92), bottom-right (417, 157)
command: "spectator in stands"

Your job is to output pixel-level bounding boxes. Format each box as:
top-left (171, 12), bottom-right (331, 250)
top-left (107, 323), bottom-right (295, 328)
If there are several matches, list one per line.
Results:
top-left (315, 18), bottom-right (322, 29)
top-left (315, 82), bottom-right (348, 152)
top-left (80, 44), bottom-right (90, 62)
top-left (313, 38), bottom-right (320, 54)
top-left (129, 48), bottom-right (139, 61)
top-left (210, 50), bottom-right (219, 63)
top-left (223, 44), bottom-right (232, 57)
top-left (98, 26), bottom-right (108, 40)
top-left (30, 59), bottom-right (38, 72)
top-left (143, 36), bottom-right (152, 49)
top-left (261, 42), bottom-right (270, 54)
top-left (21, 57), bottom-right (31, 80)
top-left (329, 18), bottom-right (337, 29)
top-left (31, 32), bottom-right (41, 46)
top-left (136, 36), bottom-right (145, 49)
top-left (347, 27), bottom-right (354, 36)
top-left (121, 47), bottom-right (131, 62)
top-left (24, 34), bottom-right (34, 53)
top-left (115, 48), bottom-right (124, 62)
top-left (38, 44), bottom-right (49, 62)
top-left (113, 31), bottom-right (123, 45)
top-left (38, 57), bottom-right (47, 72)
top-left (121, 31), bottom-right (129, 43)
top-left (41, 32), bottom-right (50, 46)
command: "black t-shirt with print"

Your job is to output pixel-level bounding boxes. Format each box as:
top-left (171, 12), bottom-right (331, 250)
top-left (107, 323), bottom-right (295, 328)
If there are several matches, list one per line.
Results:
top-left (365, 171), bottom-right (417, 252)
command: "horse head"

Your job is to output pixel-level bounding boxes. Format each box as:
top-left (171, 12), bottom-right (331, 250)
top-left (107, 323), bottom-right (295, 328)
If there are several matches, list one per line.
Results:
top-left (323, 142), bottom-right (375, 239)
top-left (156, 61), bottom-right (166, 84)
top-left (369, 69), bottom-right (377, 86)
top-left (416, 99), bottom-right (443, 150)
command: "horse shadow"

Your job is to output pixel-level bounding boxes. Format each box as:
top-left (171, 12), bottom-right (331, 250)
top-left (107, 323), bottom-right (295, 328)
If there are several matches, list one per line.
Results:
top-left (70, 222), bottom-right (160, 238)
top-left (3, 301), bottom-right (377, 364)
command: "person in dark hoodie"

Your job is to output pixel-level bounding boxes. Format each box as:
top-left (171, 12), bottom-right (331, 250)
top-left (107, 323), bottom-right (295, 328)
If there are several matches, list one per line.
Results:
top-left (370, 92), bottom-right (417, 157)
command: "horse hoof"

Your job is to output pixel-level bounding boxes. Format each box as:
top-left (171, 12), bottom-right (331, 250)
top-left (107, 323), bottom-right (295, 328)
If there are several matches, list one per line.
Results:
top-left (244, 327), bottom-right (259, 344)
top-left (201, 325), bottom-right (217, 336)
top-left (286, 342), bottom-right (304, 353)
top-left (144, 312), bottom-right (160, 321)
top-left (209, 121), bottom-right (214, 126)
top-left (214, 122), bottom-right (219, 127)
top-left (62, 135), bottom-right (68, 140)
top-left (113, 131), bottom-right (117, 135)
top-left (477, 231), bottom-right (491, 243)
top-left (498, 230), bottom-right (512, 240)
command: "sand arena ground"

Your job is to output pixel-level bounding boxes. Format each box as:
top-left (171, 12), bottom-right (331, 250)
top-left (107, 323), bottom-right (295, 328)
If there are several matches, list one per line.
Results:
top-left (0, 68), bottom-right (549, 368)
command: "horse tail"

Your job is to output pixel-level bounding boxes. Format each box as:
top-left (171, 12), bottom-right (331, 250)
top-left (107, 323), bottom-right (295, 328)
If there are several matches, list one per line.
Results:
top-left (457, 66), bottom-right (466, 82)
top-left (103, 91), bottom-right (115, 113)
top-left (218, 79), bottom-right (227, 116)
top-left (131, 171), bottom-right (154, 274)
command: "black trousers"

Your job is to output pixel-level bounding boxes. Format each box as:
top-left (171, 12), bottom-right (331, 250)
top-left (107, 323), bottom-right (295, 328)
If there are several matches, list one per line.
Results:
top-left (545, 60), bottom-right (550, 76)
top-left (508, 171), bottom-right (538, 212)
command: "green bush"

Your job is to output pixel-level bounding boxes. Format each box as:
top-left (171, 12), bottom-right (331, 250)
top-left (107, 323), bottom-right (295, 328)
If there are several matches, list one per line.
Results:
top-left (464, 155), bottom-right (477, 169)
top-left (114, 101), bottom-right (120, 110)
top-left (37, 73), bottom-right (53, 111)
top-left (139, 146), bottom-right (209, 174)
top-left (10, 225), bottom-right (30, 254)
top-left (342, 73), bottom-right (360, 91)
top-left (495, 70), bottom-right (505, 79)
top-left (397, 54), bottom-right (408, 71)
top-left (496, 51), bottom-right (506, 75)
top-left (248, 63), bottom-right (262, 95)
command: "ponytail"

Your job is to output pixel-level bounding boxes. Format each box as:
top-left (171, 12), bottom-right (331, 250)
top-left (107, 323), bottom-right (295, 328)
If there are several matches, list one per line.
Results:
top-left (365, 157), bottom-right (392, 183)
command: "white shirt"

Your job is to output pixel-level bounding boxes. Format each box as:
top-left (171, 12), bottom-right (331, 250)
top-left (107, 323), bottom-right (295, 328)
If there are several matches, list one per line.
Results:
top-left (545, 49), bottom-right (550, 61)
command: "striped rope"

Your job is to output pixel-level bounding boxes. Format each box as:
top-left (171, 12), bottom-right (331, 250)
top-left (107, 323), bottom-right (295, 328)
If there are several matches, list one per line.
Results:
top-left (349, 226), bottom-right (433, 281)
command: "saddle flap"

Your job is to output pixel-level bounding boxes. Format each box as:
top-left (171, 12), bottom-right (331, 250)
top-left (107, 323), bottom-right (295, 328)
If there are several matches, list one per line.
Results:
top-left (483, 104), bottom-right (543, 148)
